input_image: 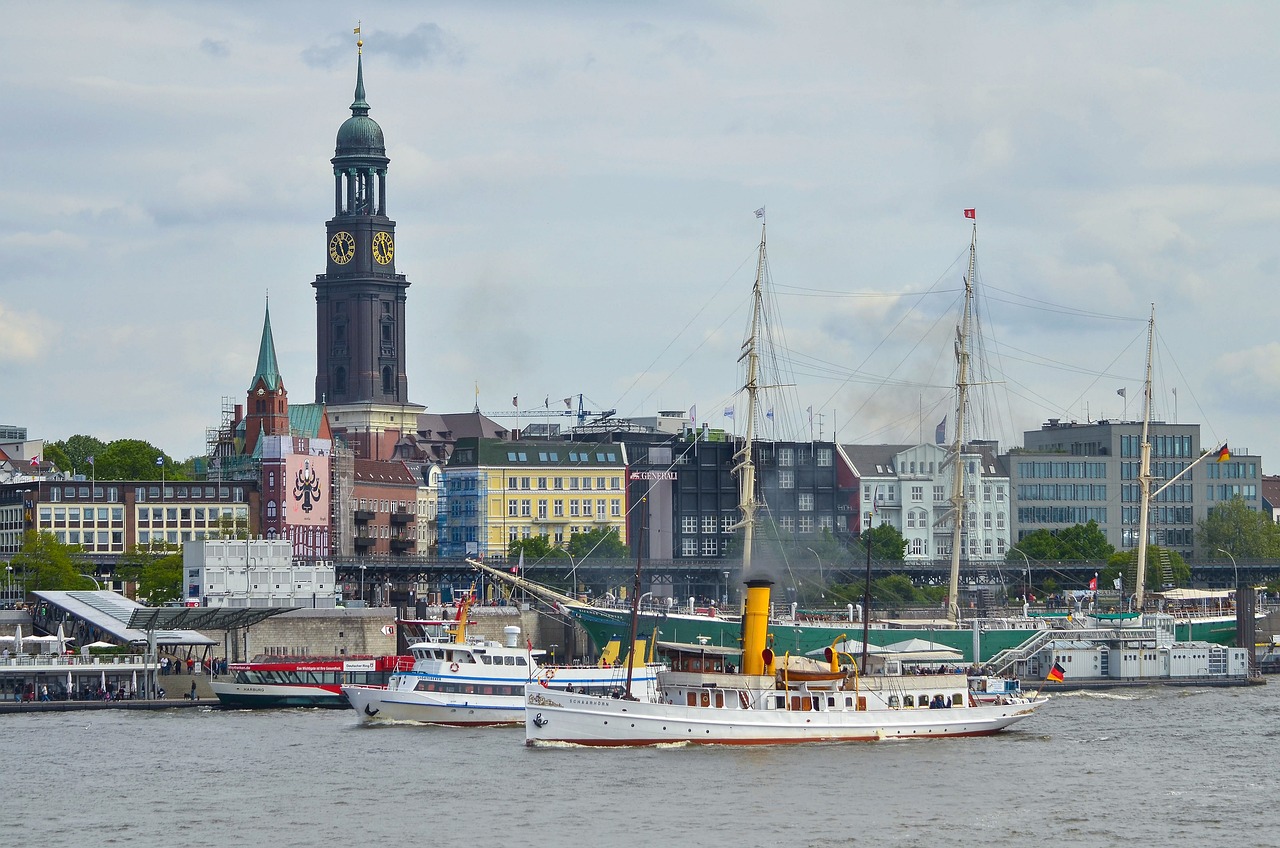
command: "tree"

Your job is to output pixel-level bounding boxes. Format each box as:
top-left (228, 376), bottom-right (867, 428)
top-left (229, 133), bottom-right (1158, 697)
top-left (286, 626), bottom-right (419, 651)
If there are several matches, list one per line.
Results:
top-left (860, 524), bottom-right (906, 562)
top-left (115, 542), bottom-right (183, 604)
top-left (1009, 522), bottom-right (1114, 562)
top-left (1198, 495), bottom-right (1280, 559)
top-left (9, 532), bottom-right (95, 592)
top-left (508, 535), bottom-right (566, 560)
top-left (97, 439), bottom-right (173, 480)
top-left (1105, 545), bottom-right (1190, 592)
top-left (567, 527), bottom-right (629, 560)
top-left (49, 434), bottom-right (108, 474)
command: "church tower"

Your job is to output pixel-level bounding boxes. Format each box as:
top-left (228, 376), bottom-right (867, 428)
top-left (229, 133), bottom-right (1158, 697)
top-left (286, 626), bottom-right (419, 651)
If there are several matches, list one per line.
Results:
top-left (314, 39), bottom-right (423, 459)
top-left (244, 301), bottom-right (289, 456)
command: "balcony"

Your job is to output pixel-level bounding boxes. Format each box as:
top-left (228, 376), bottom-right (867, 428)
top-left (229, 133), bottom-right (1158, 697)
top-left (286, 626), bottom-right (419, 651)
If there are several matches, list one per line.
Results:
top-left (354, 510), bottom-right (375, 522)
top-left (390, 510), bottom-right (413, 525)
top-left (390, 538), bottom-right (415, 552)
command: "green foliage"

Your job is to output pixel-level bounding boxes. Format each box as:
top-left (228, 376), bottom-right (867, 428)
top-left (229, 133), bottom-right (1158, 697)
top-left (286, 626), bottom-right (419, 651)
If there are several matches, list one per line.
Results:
top-left (50, 434), bottom-right (108, 474)
top-left (45, 435), bottom-right (190, 480)
top-left (9, 532), bottom-right (95, 592)
top-left (1198, 495), bottom-right (1280, 559)
top-left (829, 574), bottom-right (942, 610)
top-left (567, 527), bottom-right (629, 560)
top-left (1008, 521), bottom-right (1114, 562)
top-left (860, 524), bottom-right (906, 562)
top-left (115, 542), bottom-right (182, 604)
top-left (207, 513), bottom-right (250, 540)
top-left (508, 535), bottom-right (567, 560)
top-left (1105, 544), bottom-right (1190, 591)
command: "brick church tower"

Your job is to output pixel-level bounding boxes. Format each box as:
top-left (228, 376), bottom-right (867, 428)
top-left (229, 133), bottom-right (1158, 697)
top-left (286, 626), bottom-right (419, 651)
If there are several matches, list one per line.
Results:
top-left (313, 39), bottom-right (423, 459)
top-left (244, 301), bottom-right (289, 456)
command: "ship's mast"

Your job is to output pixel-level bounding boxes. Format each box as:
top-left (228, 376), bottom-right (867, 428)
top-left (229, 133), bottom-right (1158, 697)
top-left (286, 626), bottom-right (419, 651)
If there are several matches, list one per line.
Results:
top-left (946, 222), bottom-right (977, 623)
top-left (732, 226), bottom-right (767, 577)
top-left (1134, 305), bottom-right (1156, 610)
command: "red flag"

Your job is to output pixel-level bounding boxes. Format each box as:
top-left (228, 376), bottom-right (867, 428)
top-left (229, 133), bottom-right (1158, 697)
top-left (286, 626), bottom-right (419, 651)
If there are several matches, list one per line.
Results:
top-left (1046, 662), bottom-right (1065, 683)
top-left (1088, 577), bottom-right (1097, 591)
top-left (963, 208), bottom-right (976, 219)
top-left (1217, 444), bottom-right (1231, 462)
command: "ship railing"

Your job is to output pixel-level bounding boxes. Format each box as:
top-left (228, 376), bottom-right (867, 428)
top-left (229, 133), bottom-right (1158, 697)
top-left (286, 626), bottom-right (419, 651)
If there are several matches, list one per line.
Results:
top-left (0, 653), bottom-right (150, 669)
top-left (984, 626), bottom-right (1158, 678)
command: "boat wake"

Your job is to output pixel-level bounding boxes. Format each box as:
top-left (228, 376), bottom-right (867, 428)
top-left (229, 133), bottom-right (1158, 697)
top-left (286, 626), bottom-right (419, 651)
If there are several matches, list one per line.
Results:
top-left (1058, 690), bottom-right (1146, 702)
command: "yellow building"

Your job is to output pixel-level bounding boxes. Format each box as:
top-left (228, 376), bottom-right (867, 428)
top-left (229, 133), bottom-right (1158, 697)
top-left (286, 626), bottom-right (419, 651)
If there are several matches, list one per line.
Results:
top-left (440, 438), bottom-right (628, 559)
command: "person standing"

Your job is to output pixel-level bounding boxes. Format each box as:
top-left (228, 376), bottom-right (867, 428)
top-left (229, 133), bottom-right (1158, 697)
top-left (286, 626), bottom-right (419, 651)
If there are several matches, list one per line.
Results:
top-left (190, 680), bottom-right (197, 701)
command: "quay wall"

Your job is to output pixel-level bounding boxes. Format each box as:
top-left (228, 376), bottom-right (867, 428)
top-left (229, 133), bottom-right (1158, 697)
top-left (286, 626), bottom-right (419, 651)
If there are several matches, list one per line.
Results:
top-left (200, 606), bottom-right (587, 662)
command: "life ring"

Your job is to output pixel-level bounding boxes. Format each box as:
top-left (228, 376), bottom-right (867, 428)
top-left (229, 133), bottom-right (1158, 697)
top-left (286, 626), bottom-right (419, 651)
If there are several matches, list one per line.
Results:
top-left (545, 668), bottom-right (556, 679)
top-left (449, 662), bottom-right (459, 672)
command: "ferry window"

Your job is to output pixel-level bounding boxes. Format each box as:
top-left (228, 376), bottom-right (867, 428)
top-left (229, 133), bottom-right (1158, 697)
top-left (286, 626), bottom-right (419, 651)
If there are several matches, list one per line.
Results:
top-left (888, 695), bottom-right (900, 708)
top-left (415, 680), bottom-right (429, 691)
top-left (480, 656), bottom-right (491, 664)
top-left (774, 696), bottom-right (785, 709)
top-left (516, 657), bottom-right (527, 666)
top-left (845, 697), bottom-right (854, 708)
top-left (687, 692), bottom-right (697, 706)
top-left (504, 656), bottom-right (514, 665)
top-left (903, 695), bottom-right (914, 707)
top-left (827, 697), bottom-right (836, 708)
top-left (953, 693), bottom-right (963, 705)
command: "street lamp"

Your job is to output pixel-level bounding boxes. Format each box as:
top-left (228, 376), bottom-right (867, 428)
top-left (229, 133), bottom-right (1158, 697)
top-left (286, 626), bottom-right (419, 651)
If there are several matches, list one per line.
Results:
top-left (359, 564), bottom-right (367, 604)
top-left (565, 552), bottom-right (578, 597)
top-left (804, 547), bottom-right (825, 583)
top-left (1013, 549), bottom-right (1030, 604)
top-left (1217, 549), bottom-right (1238, 591)
top-left (722, 571), bottom-right (730, 607)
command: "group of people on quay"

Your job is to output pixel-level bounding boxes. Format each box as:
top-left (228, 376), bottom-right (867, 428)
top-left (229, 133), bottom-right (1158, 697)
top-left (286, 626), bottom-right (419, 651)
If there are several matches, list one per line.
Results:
top-left (158, 656), bottom-right (225, 677)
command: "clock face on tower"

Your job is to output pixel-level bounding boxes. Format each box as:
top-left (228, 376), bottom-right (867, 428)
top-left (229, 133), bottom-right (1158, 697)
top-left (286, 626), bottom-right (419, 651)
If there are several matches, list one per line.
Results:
top-left (372, 231), bottom-right (394, 265)
top-left (329, 231), bottom-right (356, 265)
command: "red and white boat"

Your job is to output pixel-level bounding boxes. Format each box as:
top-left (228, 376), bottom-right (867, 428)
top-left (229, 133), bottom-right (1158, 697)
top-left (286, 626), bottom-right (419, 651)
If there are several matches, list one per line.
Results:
top-left (211, 654), bottom-right (409, 709)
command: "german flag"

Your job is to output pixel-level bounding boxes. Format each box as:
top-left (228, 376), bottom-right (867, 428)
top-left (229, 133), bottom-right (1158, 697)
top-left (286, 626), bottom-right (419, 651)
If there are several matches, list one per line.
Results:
top-left (1046, 662), bottom-right (1066, 683)
top-left (1217, 444), bottom-right (1231, 462)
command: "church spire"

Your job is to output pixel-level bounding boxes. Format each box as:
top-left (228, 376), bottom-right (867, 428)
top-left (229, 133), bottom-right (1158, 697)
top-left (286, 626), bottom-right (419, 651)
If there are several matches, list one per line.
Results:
top-left (351, 50), bottom-right (369, 117)
top-left (252, 299), bottom-right (282, 392)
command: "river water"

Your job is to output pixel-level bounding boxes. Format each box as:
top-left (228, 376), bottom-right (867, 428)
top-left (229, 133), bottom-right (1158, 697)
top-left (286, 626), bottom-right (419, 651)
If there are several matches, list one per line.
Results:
top-left (4, 685), bottom-right (1277, 847)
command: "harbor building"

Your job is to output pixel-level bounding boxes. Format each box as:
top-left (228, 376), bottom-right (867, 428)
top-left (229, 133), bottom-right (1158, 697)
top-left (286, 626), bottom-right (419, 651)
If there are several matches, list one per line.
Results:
top-left (185, 539), bottom-right (336, 609)
top-left (839, 441), bottom-right (1012, 562)
top-left (1008, 418), bottom-right (1262, 559)
top-left (438, 437), bottom-right (628, 560)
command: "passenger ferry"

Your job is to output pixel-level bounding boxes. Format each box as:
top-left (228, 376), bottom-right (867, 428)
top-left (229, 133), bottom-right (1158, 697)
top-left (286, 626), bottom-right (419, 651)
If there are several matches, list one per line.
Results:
top-left (343, 596), bottom-right (663, 726)
top-left (211, 654), bottom-right (409, 709)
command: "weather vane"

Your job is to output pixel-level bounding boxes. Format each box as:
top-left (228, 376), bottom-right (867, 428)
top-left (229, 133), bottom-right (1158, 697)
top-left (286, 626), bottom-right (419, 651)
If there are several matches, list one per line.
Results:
top-left (354, 21), bottom-right (362, 53)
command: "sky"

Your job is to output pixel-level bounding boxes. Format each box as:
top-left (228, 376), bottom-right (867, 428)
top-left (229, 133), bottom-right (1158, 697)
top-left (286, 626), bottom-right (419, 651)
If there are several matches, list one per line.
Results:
top-left (3, 1), bottom-right (1279, 463)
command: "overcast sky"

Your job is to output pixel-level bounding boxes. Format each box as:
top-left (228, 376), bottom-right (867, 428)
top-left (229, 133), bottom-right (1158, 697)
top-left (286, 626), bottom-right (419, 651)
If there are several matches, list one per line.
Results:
top-left (3, 2), bottom-right (1278, 463)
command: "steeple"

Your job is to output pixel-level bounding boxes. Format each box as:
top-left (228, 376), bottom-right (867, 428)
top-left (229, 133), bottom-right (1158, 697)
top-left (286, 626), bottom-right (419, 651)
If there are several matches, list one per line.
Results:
top-left (252, 300), bottom-right (282, 392)
top-left (351, 51), bottom-right (369, 116)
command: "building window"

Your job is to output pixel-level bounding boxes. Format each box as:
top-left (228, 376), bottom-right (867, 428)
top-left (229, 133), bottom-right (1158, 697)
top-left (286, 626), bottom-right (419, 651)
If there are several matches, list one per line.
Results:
top-left (682, 538), bottom-right (698, 556)
top-left (611, 498), bottom-right (621, 517)
top-left (798, 493), bottom-right (814, 511)
top-left (554, 499), bottom-right (564, 517)
top-left (779, 470), bottom-right (795, 489)
top-left (508, 500), bottom-right (518, 517)
top-left (681, 515), bottom-right (697, 533)
top-left (702, 515), bottom-right (716, 533)
top-left (819, 515), bottom-right (833, 532)
top-left (779, 516), bottom-right (794, 532)
top-left (798, 516), bottom-right (814, 534)
top-left (779, 448), bottom-right (794, 467)
top-left (911, 486), bottom-right (923, 502)
top-left (537, 500), bottom-right (548, 519)
top-left (816, 448), bottom-right (832, 467)
top-left (702, 538), bottom-right (718, 556)
top-left (570, 500), bottom-right (580, 517)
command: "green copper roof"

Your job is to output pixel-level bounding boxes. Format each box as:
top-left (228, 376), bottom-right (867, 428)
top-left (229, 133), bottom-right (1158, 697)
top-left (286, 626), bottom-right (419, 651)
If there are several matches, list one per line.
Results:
top-left (336, 52), bottom-right (385, 156)
top-left (252, 302), bottom-right (282, 392)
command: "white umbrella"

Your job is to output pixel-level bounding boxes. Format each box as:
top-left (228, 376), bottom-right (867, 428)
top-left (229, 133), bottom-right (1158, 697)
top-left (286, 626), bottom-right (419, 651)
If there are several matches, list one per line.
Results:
top-left (100, 670), bottom-right (106, 691)
top-left (55, 623), bottom-right (67, 655)
top-left (66, 670), bottom-right (72, 697)
top-left (131, 670), bottom-right (137, 695)
top-left (14, 624), bottom-right (22, 652)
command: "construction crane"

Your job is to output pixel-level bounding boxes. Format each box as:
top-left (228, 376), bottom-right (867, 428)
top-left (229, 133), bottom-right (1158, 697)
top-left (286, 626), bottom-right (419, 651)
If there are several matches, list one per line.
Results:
top-left (482, 393), bottom-right (615, 427)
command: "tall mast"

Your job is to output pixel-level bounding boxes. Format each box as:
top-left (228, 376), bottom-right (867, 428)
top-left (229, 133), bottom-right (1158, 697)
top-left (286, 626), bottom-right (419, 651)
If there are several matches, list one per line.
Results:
top-left (733, 226), bottom-right (767, 576)
top-left (946, 222), bottom-right (977, 623)
top-left (1134, 305), bottom-right (1156, 610)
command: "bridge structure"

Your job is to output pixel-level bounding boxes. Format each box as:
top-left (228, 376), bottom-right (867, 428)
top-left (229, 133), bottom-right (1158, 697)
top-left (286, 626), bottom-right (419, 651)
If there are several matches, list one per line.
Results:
top-left (312, 555), bottom-right (1280, 608)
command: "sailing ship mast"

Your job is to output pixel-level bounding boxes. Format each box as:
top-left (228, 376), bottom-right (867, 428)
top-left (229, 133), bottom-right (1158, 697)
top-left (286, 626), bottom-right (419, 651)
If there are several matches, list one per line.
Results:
top-left (946, 221), bottom-right (977, 623)
top-left (731, 226), bottom-right (767, 579)
top-left (1134, 305), bottom-right (1156, 610)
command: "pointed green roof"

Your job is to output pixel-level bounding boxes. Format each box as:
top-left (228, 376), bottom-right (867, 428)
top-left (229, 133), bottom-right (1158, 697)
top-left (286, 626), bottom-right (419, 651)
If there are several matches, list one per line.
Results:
top-left (252, 301), bottom-right (282, 392)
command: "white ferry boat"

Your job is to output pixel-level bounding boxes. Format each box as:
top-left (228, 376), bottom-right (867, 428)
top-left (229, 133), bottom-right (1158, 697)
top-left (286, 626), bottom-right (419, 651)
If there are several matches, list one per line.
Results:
top-left (343, 596), bottom-right (662, 726)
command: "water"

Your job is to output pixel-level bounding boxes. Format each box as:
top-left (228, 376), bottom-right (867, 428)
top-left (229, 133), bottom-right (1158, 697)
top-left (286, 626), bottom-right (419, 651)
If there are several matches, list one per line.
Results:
top-left (5, 685), bottom-right (1278, 847)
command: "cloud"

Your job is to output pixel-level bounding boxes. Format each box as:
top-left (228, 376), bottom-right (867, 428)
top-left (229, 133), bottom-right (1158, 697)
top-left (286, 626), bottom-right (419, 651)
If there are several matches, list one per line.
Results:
top-left (302, 23), bottom-right (465, 70)
top-left (0, 302), bottom-right (51, 362)
top-left (200, 38), bottom-right (229, 58)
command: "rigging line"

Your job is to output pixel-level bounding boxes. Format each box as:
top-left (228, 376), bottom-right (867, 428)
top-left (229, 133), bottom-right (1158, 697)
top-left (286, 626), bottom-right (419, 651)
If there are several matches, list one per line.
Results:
top-left (806, 245), bottom-right (968, 417)
top-left (1153, 327), bottom-right (1220, 445)
top-left (981, 283), bottom-right (1146, 322)
top-left (612, 247), bottom-right (757, 417)
top-left (982, 294), bottom-right (1144, 322)
top-left (772, 285), bottom-right (964, 299)
top-left (1057, 323), bottom-right (1148, 421)
top-left (830, 289), bottom-right (966, 427)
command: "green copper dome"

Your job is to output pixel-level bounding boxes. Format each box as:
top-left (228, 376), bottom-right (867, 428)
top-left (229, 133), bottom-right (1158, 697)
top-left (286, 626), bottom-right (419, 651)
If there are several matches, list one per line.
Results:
top-left (336, 52), bottom-right (385, 157)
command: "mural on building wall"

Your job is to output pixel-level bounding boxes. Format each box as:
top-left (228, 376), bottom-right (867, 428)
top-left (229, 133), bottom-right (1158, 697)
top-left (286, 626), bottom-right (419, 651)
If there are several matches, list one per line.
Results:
top-left (286, 452), bottom-right (329, 527)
